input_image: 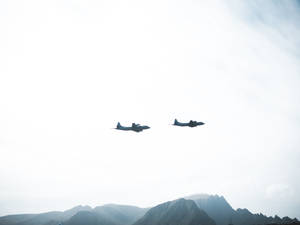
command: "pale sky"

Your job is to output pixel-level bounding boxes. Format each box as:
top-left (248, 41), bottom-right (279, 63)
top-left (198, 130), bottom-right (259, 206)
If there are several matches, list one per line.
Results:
top-left (0, 0), bottom-right (300, 220)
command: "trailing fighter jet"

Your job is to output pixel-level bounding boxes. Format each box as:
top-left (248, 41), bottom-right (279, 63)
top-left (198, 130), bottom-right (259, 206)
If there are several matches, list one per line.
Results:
top-left (173, 119), bottom-right (205, 127)
top-left (115, 122), bottom-right (150, 132)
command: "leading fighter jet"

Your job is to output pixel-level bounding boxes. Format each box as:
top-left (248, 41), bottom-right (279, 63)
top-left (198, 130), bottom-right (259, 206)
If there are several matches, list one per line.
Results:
top-left (173, 119), bottom-right (205, 127)
top-left (115, 122), bottom-right (150, 132)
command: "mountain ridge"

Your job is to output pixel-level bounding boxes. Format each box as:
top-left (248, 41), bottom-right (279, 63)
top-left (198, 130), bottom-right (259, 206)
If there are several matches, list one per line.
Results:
top-left (133, 198), bottom-right (216, 225)
top-left (0, 194), bottom-right (298, 225)
top-left (185, 194), bottom-right (298, 225)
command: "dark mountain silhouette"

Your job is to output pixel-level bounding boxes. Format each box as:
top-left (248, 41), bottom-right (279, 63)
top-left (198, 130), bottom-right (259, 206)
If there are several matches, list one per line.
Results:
top-left (133, 198), bottom-right (215, 225)
top-left (186, 194), bottom-right (298, 225)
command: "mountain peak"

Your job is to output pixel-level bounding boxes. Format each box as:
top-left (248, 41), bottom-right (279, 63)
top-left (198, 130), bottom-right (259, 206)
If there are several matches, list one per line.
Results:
top-left (133, 198), bottom-right (215, 225)
top-left (185, 193), bottom-right (226, 201)
top-left (186, 194), bottom-right (299, 225)
top-left (185, 194), bottom-right (234, 225)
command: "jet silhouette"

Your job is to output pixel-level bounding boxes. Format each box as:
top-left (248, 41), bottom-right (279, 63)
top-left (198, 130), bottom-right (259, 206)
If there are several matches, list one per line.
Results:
top-left (173, 119), bottom-right (205, 127)
top-left (116, 122), bottom-right (150, 132)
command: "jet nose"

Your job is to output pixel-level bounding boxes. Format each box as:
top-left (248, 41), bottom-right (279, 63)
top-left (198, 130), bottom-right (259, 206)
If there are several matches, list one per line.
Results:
top-left (144, 126), bottom-right (150, 129)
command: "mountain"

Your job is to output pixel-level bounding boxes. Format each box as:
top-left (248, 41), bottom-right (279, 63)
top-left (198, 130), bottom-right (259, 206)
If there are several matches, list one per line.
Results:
top-left (63, 204), bottom-right (147, 225)
top-left (186, 194), bottom-right (235, 225)
top-left (0, 195), bottom-right (298, 225)
top-left (0, 205), bottom-right (92, 225)
top-left (0, 211), bottom-right (64, 225)
top-left (233, 208), bottom-right (297, 225)
top-left (0, 214), bottom-right (36, 225)
top-left (63, 211), bottom-right (115, 225)
top-left (62, 205), bottom-right (93, 220)
top-left (186, 194), bottom-right (298, 225)
top-left (133, 198), bottom-right (216, 225)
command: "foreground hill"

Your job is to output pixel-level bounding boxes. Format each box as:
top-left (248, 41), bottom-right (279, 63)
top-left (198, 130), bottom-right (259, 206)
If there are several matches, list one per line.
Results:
top-left (133, 198), bottom-right (215, 225)
top-left (186, 194), bottom-right (298, 225)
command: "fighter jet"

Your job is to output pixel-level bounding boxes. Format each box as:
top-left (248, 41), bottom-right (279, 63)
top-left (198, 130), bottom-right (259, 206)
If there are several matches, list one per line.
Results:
top-left (173, 119), bottom-right (205, 127)
top-left (115, 122), bottom-right (150, 132)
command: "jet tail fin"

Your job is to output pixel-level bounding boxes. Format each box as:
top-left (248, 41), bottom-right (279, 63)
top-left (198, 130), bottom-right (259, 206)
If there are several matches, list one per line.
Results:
top-left (174, 119), bottom-right (179, 125)
top-left (117, 122), bottom-right (121, 128)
